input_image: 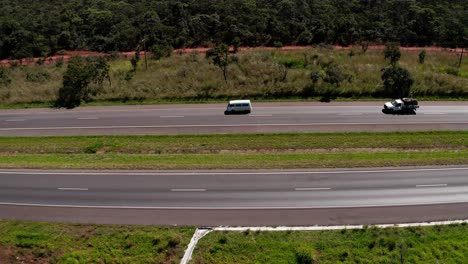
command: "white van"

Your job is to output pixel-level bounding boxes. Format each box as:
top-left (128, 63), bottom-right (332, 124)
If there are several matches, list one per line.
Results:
top-left (224, 100), bottom-right (252, 115)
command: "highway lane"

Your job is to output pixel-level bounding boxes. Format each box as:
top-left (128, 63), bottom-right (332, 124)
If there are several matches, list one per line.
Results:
top-left (1, 167), bottom-right (468, 225)
top-left (1, 102), bottom-right (467, 135)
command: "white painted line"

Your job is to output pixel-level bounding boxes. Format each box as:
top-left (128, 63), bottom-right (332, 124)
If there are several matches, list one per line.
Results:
top-left (5, 119), bottom-right (26, 122)
top-left (338, 113), bottom-right (362, 116)
top-left (171, 189), bottom-right (206, 192)
top-left (1, 167), bottom-right (467, 176)
top-left (250, 114), bottom-right (273, 117)
top-left (57, 188), bottom-right (89, 191)
top-left (416, 184), bottom-right (447, 188)
top-left (160, 116), bottom-right (184, 118)
top-left (77, 117), bottom-right (99, 120)
top-left (0, 200), bottom-right (467, 209)
top-left (295, 188), bottom-right (331, 191)
top-left (213, 219), bottom-right (468, 231)
top-left (423, 113), bottom-right (446, 115)
top-left (2, 121), bottom-right (468, 131)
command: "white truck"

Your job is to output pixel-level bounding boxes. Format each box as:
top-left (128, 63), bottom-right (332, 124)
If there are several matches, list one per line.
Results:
top-left (383, 98), bottom-right (419, 114)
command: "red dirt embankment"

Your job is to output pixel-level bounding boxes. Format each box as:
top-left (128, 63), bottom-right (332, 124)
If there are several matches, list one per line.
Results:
top-left (0, 45), bottom-right (463, 67)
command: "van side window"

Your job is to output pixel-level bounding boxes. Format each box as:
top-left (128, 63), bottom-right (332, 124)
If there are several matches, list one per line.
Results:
top-left (242, 104), bottom-right (249, 107)
top-left (229, 104), bottom-right (234, 107)
top-left (235, 104), bottom-right (241, 107)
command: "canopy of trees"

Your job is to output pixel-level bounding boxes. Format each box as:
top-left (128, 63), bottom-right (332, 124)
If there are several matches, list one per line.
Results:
top-left (0, 0), bottom-right (466, 59)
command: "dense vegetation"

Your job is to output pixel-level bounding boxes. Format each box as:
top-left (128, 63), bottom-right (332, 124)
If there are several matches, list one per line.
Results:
top-left (0, 0), bottom-right (467, 60)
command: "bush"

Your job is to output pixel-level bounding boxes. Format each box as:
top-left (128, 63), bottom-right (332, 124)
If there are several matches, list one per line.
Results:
top-left (295, 246), bottom-right (315, 264)
top-left (26, 70), bottom-right (51, 82)
top-left (0, 67), bottom-right (11, 86)
top-left (384, 42), bottom-right (401, 66)
top-left (418, 50), bottom-right (426, 64)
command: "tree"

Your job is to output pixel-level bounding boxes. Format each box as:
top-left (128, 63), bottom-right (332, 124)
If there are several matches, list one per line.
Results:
top-left (54, 56), bottom-right (110, 109)
top-left (206, 43), bottom-right (236, 82)
top-left (381, 66), bottom-right (414, 98)
top-left (232, 37), bottom-right (241, 53)
top-left (384, 43), bottom-right (401, 66)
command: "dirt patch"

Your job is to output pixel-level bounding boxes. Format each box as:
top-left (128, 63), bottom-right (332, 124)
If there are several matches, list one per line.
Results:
top-left (0, 246), bottom-right (51, 264)
top-left (1, 45), bottom-right (463, 67)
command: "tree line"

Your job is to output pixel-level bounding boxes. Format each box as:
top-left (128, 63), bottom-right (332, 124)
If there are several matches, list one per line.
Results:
top-left (0, 0), bottom-right (466, 60)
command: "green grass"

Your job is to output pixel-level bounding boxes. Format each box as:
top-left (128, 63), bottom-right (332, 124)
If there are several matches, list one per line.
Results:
top-left (192, 224), bottom-right (468, 263)
top-left (0, 48), bottom-right (466, 107)
top-left (1, 131), bottom-right (467, 154)
top-left (0, 150), bottom-right (466, 170)
top-left (0, 131), bottom-right (466, 169)
top-left (0, 220), bottom-right (195, 263)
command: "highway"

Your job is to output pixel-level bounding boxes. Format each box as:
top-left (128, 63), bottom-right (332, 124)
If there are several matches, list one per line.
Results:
top-left (1, 102), bottom-right (467, 135)
top-left (1, 167), bottom-right (468, 225)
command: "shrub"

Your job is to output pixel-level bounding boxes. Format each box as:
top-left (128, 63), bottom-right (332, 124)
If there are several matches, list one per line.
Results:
top-left (384, 42), bottom-right (401, 66)
top-left (0, 67), bottom-right (11, 86)
top-left (295, 246), bottom-right (315, 264)
top-left (274, 41), bottom-right (283, 48)
top-left (418, 50), bottom-right (426, 64)
top-left (26, 70), bottom-right (51, 82)
top-left (278, 58), bottom-right (305, 69)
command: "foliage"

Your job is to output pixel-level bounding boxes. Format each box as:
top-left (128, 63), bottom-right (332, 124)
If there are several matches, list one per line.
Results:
top-left (54, 56), bottom-right (110, 109)
top-left (206, 44), bottom-right (237, 82)
top-left (384, 43), bottom-right (401, 66)
top-left (0, 48), bottom-right (467, 106)
top-left (381, 66), bottom-right (414, 98)
top-left (0, 0), bottom-right (466, 60)
top-left (0, 67), bottom-right (11, 86)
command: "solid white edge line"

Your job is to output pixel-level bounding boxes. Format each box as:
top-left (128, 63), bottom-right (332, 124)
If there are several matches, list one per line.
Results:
top-left (1, 167), bottom-right (467, 176)
top-left (0, 200), bottom-right (467, 210)
top-left (416, 184), bottom-right (448, 188)
top-left (213, 219), bottom-right (468, 231)
top-left (160, 116), bottom-right (184, 118)
top-left (171, 189), bottom-right (206, 192)
top-left (57, 188), bottom-right (89, 191)
top-left (4, 119), bottom-right (26, 122)
top-left (295, 188), bottom-right (331, 191)
top-left (2, 121), bottom-right (468, 130)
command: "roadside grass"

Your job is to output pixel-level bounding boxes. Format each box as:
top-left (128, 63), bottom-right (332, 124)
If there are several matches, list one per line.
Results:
top-left (0, 150), bottom-right (466, 170)
top-left (0, 220), bottom-right (194, 263)
top-left (192, 224), bottom-right (468, 263)
top-left (0, 48), bottom-right (466, 107)
top-left (0, 131), bottom-right (466, 154)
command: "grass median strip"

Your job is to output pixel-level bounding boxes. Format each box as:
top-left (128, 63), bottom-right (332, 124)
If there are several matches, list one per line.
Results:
top-left (0, 131), bottom-right (467, 154)
top-left (0, 131), bottom-right (466, 169)
top-left (0, 150), bottom-right (466, 170)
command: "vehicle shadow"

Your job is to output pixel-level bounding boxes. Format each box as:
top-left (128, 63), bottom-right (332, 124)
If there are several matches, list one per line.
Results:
top-left (382, 109), bottom-right (416, 115)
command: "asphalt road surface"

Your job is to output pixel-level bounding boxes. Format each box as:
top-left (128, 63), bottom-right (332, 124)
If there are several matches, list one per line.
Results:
top-left (1, 102), bottom-right (467, 135)
top-left (1, 167), bottom-right (468, 226)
